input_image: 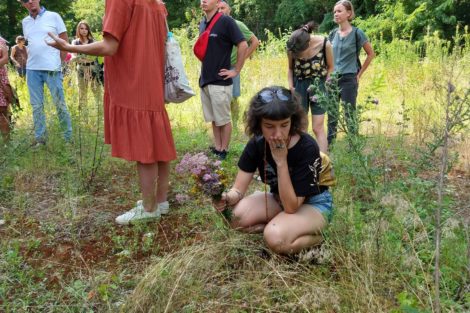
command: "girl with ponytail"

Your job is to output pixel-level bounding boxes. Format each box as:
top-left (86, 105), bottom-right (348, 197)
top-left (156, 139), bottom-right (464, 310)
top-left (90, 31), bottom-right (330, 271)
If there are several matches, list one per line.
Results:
top-left (287, 21), bottom-right (333, 152)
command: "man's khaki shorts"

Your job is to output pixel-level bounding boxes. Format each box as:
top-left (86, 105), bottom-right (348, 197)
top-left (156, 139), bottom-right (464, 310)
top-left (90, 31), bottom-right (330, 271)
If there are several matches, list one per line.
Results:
top-left (200, 84), bottom-right (232, 126)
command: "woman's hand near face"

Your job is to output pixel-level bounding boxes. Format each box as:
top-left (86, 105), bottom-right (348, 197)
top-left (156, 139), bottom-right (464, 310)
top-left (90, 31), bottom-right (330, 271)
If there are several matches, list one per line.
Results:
top-left (267, 137), bottom-right (289, 167)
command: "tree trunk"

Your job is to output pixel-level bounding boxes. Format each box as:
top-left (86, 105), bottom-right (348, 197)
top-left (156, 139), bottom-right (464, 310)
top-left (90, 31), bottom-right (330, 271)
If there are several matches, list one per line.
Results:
top-left (7, 0), bottom-right (19, 42)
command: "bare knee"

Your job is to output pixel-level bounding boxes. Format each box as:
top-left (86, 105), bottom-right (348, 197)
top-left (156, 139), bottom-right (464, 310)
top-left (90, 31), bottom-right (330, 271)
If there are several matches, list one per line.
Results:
top-left (312, 123), bottom-right (325, 136)
top-left (230, 208), bottom-right (245, 229)
top-left (263, 224), bottom-right (292, 254)
top-left (230, 205), bottom-right (259, 231)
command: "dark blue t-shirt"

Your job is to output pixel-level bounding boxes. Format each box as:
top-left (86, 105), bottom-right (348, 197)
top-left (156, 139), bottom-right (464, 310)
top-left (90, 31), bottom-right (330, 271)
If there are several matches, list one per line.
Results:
top-left (237, 133), bottom-right (323, 197)
top-left (198, 14), bottom-right (245, 88)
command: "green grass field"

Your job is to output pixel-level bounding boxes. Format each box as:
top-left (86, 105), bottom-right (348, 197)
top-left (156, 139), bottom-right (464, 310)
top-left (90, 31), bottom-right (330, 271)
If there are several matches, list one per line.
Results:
top-left (0, 29), bottom-right (469, 312)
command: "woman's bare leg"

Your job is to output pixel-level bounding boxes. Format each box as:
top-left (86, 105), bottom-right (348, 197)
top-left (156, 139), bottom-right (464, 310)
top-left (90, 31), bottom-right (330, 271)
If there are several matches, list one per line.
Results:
top-left (137, 162), bottom-right (158, 212)
top-left (312, 114), bottom-right (327, 152)
top-left (156, 161), bottom-right (170, 203)
top-left (263, 205), bottom-right (327, 254)
top-left (231, 192), bottom-right (282, 233)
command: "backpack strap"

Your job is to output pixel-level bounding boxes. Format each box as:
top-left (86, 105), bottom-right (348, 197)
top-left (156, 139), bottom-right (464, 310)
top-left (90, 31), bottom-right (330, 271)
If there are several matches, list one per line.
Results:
top-left (206, 12), bottom-right (222, 33)
top-left (322, 36), bottom-right (327, 65)
top-left (354, 27), bottom-right (362, 70)
top-left (328, 28), bottom-right (338, 43)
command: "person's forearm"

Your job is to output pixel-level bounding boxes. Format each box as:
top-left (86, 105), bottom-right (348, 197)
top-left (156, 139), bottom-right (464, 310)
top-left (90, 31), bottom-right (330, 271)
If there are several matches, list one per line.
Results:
top-left (10, 57), bottom-right (19, 66)
top-left (69, 39), bottom-right (119, 57)
top-left (244, 36), bottom-right (259, 60)
top-left (224, 170), bottom-right (253, 206)
top-left (358, 54), bottom-right (374, 77)
top-left (287, 53), bottom-right (295, 90)
top-left (10, 49), bottom-right (19, 66)
top-left (358, 43), bottom-right (375, 78)
top-left (288, 69), bottom-right (295, 90)
top-left (277, 164), bottom-right (301, 213)
top-left (233, 42), bottom-right (248, 73)
top-left (326, 44), bottom-right (334, 78)
top-left (232, 170), bottom-right (253, 197)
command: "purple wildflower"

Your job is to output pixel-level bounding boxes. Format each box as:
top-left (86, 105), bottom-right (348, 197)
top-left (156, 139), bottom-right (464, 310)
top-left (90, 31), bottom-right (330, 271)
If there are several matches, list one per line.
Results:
top-left (176, 151), bottom-right (227, 201)
top-left (175, 193), bottom-right (190, 204)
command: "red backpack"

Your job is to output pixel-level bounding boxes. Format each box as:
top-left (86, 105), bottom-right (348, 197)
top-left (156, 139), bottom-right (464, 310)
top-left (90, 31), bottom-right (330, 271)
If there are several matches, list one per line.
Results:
top-left (193, 13), bottom-right (222, 62)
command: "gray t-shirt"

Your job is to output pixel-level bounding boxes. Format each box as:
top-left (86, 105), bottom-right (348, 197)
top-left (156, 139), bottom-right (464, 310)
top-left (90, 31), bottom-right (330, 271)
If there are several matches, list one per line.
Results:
top-left (329, 27), bottom-right (368, 75)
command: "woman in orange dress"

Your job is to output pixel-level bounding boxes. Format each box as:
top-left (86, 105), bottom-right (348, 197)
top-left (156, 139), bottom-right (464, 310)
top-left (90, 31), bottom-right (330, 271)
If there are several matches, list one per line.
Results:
top-left (48, 0), bottom-right (176, 225)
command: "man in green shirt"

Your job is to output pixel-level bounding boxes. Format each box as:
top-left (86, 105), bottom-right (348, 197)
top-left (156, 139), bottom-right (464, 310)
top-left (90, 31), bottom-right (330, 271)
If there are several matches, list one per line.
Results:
top-left (218, 0), bottom-right (259, 127)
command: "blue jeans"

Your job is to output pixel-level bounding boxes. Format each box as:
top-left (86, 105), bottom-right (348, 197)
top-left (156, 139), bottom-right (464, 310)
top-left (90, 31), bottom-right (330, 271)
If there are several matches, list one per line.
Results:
top-left (26, 70), bottom-right (72, 141)
top-left (327, 73), bottom-right (358, 144)
top-left (304, 190), bottom-right (333, 222)
top-left (230, 66), bottom-right (241, 98)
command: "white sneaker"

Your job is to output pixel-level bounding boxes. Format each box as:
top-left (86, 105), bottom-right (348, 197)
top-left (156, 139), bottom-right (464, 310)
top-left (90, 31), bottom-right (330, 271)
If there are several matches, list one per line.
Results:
top-left (115, 202), bottom-right (161, 225)
top-left (158, 201), bottom-right (170, 215)
top-left (135, 200), bottom-right (170, 215)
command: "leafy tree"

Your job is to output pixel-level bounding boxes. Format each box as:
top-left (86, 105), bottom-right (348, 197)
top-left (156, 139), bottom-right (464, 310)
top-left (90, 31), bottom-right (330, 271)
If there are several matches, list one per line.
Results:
top-left (356, 0), bottom-right (470, 41)
top-left (72, 0), bottom-right (105, 34)
top-left (0, 0), bottom-right (75, 44)
top-left (165, 0), bottom-right (200, 30)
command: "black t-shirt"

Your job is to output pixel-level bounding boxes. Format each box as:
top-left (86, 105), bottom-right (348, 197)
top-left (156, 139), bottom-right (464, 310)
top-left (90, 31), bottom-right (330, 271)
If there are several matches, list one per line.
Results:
top-left (198, 14), bottom-right (245, 88)
top-left (238, 133), bottom-right (323, 197)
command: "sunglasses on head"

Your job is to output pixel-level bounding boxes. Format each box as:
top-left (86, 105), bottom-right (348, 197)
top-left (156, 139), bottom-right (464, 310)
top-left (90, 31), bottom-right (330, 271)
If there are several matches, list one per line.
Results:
top-left (21, 0), bottom-right (31, 3)
top-left (258, 88), bottom-right (292, 104)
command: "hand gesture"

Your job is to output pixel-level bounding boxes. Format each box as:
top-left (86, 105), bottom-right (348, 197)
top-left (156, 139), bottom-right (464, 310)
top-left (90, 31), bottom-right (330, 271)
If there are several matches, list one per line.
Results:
top-left (218, 68), bottom-right (238, 80)
top-left (45, 32), bottom-right (70, 51)
top-left (267, 136), bottom-right (288, 167)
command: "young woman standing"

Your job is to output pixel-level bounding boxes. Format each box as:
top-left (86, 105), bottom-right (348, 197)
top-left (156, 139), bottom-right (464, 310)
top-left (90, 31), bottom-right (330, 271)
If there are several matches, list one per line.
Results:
top-left (287, 21), bottom-right (334, 152)
top-left (72, 21), bottom-right (101, 110)
top-left (48, 1), bottom-right (176, 225)
top-left (327, 0), bottom-right (375, 144)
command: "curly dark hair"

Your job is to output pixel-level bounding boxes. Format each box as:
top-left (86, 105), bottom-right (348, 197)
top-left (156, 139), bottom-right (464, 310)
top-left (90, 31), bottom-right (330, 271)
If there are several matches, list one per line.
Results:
top-left (244, 86), bottom-right (306, 137)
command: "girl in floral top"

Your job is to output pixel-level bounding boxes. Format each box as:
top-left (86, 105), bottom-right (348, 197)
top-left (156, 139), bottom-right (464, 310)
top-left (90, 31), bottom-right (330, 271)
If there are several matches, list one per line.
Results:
top-left (287, 21), bottom-right (334, 152)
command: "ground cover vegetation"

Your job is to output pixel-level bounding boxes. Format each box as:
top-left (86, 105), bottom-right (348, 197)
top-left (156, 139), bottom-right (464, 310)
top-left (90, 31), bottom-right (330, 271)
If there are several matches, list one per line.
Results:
top-left (1, 2), bottom-right (469, 313)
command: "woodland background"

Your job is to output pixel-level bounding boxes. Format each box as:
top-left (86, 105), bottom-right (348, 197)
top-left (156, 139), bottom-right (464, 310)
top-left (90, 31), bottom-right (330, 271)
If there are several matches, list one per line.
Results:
top-left (1, 0), bottom-right (470, 43)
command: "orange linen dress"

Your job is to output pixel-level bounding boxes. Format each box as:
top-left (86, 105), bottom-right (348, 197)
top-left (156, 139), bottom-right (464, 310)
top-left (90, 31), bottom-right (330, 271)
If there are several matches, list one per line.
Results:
top-left (102, 0), bottom-right (176, 163)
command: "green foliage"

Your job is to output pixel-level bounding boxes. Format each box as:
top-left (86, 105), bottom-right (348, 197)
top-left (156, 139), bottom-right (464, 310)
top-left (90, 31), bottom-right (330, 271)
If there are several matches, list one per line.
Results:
top-left (2, 0), bottom-right (468, 44)
top-left (356, 0), bottom-right (469, 41)
top-left (72, 0), bottom-right (105, 34)
top-left (0, 0), bottom-right (76, 43)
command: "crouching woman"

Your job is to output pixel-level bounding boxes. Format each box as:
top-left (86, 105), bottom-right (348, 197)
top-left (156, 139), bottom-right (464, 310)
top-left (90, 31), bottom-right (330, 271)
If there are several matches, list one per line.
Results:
top-left (219, 86), bottom-right (334, 255)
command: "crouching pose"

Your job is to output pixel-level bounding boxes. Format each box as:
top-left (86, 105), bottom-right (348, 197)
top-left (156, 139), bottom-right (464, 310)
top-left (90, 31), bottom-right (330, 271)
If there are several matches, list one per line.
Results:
top-left (219, 86), bottom-right (335, 255)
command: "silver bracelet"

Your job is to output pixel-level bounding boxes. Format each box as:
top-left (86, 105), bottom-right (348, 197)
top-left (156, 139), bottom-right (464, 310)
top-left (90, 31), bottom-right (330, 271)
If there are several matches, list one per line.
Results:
top-left (227, 188), bottom-right (244, 205)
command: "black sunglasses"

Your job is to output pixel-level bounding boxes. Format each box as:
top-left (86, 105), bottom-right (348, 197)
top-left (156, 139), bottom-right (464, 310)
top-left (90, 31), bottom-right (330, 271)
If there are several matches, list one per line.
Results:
top-left (21, 0), bottom-right (32, 3)
top-left (258, 89), bottom-right (292, 104)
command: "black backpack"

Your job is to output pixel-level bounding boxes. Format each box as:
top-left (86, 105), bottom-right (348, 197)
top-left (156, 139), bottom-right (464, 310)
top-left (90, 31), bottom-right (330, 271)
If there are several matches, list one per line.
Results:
top-left (328, 27), bottom-right (362, 72)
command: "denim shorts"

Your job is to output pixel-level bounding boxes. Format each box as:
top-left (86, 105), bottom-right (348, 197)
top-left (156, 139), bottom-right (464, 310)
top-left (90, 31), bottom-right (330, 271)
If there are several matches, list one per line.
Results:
top-left (294, 77), bottom-right (327, 115)
top-left (304, 190), bottom-right (333, 222)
